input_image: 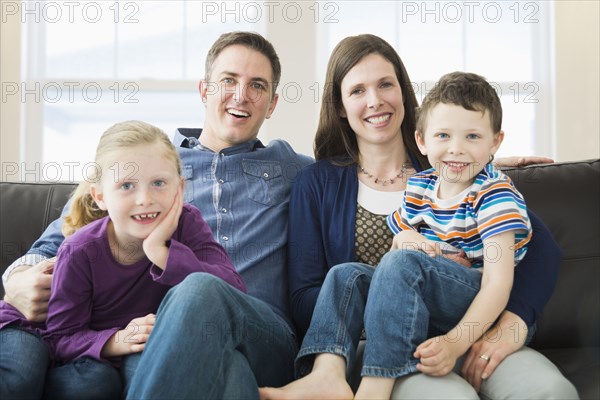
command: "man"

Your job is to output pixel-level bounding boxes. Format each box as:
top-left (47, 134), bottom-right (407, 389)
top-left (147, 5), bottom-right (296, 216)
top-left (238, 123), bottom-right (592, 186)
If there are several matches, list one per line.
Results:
top-left (2, 32), bottom-right (312, 399)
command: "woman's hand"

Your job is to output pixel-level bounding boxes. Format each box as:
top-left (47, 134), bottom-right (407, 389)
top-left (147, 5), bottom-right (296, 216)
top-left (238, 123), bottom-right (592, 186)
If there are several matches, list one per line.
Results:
top-left (494, 156), bottom-right (553, 168)
top-left (101, 313), bottom-right (156, 357)
top-left (461, 311), bottom-right (528, 391)
top-left (143, 186), bottom-right (184, 269)
top-left (391, 231), bottom-right (471, 268)
top-left (391, 230), bottom-right (434, 252)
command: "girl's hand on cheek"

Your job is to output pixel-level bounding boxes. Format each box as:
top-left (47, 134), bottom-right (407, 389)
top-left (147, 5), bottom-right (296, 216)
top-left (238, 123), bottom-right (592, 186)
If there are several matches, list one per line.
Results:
top-left (143, 186), bottom-right (184, 269)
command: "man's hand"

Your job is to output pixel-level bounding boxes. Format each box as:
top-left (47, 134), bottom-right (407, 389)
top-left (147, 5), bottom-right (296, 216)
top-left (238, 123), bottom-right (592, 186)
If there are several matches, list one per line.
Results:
top-left (494, 156), bottom-right (553, 168)
top-left (460, 311), bottom-right (528, 391)
top-left (101, 313), bottom-right (156, 357)
top-left (3, 258), bottom-right (55, 322)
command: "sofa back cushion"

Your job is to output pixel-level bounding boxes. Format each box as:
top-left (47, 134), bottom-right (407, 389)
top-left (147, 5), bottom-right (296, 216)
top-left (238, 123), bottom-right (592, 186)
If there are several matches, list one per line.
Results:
top-left (504, 160), bottom-right (600, 349)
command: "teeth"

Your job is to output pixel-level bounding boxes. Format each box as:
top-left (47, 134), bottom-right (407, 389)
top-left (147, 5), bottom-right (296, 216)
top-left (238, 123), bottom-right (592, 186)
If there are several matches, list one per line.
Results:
top-left (227, 108), bottom-right (250, 117)
top-left (446, 162), bottom-right (468, 167)
top-left (366, 114), bottom-right (390, 124)
top-left (133, 213), bottom-right (158, 221)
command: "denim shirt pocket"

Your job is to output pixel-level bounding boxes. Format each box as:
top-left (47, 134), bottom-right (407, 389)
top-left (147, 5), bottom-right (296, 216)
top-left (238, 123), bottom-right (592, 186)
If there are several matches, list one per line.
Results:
top-left (242, 159), bottom-right (285, 206)
top-left (182, 165), bottom-right (194, 203)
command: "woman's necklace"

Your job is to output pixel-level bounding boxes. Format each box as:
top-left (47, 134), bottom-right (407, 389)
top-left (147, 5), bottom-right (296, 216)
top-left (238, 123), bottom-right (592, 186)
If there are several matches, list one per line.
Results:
top-left (358, 161), bottom-right (413, 186)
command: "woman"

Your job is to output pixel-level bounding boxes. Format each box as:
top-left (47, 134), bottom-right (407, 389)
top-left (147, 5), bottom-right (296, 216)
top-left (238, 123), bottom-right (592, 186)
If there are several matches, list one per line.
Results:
top-left (261, 34), bottom-right (577, 399)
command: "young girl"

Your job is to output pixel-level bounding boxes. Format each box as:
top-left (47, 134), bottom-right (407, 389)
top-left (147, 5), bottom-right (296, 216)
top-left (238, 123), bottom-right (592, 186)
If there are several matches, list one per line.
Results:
top-left (2, 120), bottom-right (246, 398)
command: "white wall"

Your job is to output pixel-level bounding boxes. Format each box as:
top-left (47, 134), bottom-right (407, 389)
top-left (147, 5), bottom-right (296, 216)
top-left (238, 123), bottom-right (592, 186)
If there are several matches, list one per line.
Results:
top-left (554, 1), bottom-right (600, 162)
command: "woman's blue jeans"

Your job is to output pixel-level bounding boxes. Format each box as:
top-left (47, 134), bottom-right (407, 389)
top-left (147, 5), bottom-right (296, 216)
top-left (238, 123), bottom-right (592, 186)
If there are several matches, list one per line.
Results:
top-left (298, 249), bottom-right (483, 379)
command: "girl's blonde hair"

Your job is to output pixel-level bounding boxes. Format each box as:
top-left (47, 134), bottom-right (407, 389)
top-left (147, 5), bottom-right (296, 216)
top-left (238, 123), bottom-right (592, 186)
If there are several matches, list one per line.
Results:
top-left (62, 121), bottom-right (181, 237)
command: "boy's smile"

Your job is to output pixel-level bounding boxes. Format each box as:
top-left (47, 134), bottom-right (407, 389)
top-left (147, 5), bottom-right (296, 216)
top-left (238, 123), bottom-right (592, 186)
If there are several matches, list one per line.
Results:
top-left (416, 103), bottom-right (504, 198)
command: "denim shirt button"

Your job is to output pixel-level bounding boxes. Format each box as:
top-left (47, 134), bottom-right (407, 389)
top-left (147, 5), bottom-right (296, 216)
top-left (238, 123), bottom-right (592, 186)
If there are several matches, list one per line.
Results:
top-left (262, 172), bottom-right (269, 179)
top-left (222, 235), bottom-right (229, 241)
top-left (221, 208), bottom-right (227, 213)
top-left (218, 178), bottom-right (224, 184)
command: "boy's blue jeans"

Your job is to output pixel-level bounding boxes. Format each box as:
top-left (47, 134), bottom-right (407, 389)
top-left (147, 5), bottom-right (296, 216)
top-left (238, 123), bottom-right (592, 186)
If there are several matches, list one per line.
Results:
top-left (297, 249), bottom-right (483, 378)
top-left (0, 327), bottom-right (121, 399)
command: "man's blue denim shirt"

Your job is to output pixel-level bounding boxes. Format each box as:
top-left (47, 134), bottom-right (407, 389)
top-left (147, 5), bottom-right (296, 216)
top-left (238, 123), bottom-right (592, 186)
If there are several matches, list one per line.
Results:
top-left (6, 128), bottom-right (313, 332)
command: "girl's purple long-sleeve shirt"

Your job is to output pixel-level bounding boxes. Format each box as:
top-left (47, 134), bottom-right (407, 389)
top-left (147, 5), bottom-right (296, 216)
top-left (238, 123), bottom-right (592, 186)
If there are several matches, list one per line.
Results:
top-left (1, 203), bottom-right (245, 364)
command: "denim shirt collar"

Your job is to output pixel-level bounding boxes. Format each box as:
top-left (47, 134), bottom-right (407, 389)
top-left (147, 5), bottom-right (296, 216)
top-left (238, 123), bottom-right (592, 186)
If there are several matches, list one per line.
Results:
top-left (173, 128), bottom-right (265, 155)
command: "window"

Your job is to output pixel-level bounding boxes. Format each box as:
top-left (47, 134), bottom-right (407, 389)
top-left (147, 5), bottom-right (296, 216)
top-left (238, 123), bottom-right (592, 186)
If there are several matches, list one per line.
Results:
top-left (18, 1), bottom-right (554, 181)
top-left (20, 0), bottom-right (261, 181)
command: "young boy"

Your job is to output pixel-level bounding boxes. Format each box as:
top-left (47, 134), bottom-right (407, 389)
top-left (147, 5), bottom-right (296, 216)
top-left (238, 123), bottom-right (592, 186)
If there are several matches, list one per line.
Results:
top-left (355, 71), bottom-right (533, 399)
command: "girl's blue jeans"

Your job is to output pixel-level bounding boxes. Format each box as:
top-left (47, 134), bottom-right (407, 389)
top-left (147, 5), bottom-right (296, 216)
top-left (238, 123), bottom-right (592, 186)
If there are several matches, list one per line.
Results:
top-left (0, 327), bottom-right (121, 399)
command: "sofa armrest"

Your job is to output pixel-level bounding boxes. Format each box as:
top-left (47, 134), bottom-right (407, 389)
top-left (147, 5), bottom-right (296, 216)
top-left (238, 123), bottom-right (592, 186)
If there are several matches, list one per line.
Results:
top-left (0, 182), bottom-right (76, 297)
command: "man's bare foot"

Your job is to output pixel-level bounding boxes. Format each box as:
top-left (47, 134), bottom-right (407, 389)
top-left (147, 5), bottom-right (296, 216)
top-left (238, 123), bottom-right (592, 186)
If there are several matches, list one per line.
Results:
top-left (259, 371), bottom-right (353, 400)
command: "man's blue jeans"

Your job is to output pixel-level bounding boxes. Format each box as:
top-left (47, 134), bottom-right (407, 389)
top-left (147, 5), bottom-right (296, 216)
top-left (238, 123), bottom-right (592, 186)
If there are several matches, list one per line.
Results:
top-left (298, 249), bottom-right (482, 379)
top-left (0, 327), bottom-right (121, 399)
top-left (127, 273), bottom-right (298, 400)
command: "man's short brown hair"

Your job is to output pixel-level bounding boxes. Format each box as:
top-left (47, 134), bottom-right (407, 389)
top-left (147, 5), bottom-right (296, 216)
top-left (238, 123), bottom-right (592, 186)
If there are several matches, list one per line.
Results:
top-left (205, 31), bottom-right (281, 98)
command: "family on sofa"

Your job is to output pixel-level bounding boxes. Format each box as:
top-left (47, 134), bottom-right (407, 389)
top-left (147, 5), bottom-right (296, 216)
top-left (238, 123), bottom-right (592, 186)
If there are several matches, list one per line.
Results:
top-left (1, 31), bottom-right (579, 399)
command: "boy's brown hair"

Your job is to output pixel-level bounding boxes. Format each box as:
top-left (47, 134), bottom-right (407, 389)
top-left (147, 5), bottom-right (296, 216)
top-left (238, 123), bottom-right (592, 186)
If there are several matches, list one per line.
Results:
top-left (416, 71), bottom-right (502, 136)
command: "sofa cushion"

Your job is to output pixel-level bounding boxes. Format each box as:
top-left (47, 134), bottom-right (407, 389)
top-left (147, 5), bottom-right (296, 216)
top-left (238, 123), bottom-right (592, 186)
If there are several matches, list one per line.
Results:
top-left (541, 347), bottom-right (600, 399)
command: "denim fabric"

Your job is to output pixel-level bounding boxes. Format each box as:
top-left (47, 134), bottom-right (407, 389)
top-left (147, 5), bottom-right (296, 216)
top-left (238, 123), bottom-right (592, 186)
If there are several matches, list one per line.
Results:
top-left (0, 327), bottom-right (121, 400)
top-left (127, 273), bottom-right (298, 399)
top-left (297, 250), bottom-right (483, 380)
top-left (0, 328), bottom-right (49, 399)
top-left (44, 357), bottom-right (121, 400)
top-left (362, 250), bottom-right (482, 378)
top-left (120, 353), bottom-right (141, 398)
top-left (297, 262), bottom-right (375, 378)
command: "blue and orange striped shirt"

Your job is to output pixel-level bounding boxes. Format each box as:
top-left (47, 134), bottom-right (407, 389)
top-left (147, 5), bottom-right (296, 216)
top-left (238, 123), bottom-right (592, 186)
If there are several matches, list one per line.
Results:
top-left (387, 164), bottom-right (531, 268)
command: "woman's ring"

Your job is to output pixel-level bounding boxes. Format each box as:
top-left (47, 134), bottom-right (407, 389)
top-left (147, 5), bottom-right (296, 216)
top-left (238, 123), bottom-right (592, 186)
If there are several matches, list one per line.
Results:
top-left (480, 354), bottom-right (490, 362)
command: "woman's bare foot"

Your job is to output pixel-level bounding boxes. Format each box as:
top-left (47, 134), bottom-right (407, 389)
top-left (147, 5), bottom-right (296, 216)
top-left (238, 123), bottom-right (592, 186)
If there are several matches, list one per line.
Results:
top-left (354, 376), bottom-right (395, 400)
top-left (259, 354), bottom-right (353, 400)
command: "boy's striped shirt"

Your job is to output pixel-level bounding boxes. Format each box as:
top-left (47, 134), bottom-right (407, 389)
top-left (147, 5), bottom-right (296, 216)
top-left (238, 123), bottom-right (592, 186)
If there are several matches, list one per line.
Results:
top-left (387, 164), bottom-right (531, 268)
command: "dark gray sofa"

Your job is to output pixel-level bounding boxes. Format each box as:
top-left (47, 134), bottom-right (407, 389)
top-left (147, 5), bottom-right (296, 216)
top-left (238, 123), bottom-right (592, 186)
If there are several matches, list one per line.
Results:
top-left (1, 159), bottom-right (599, 398)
